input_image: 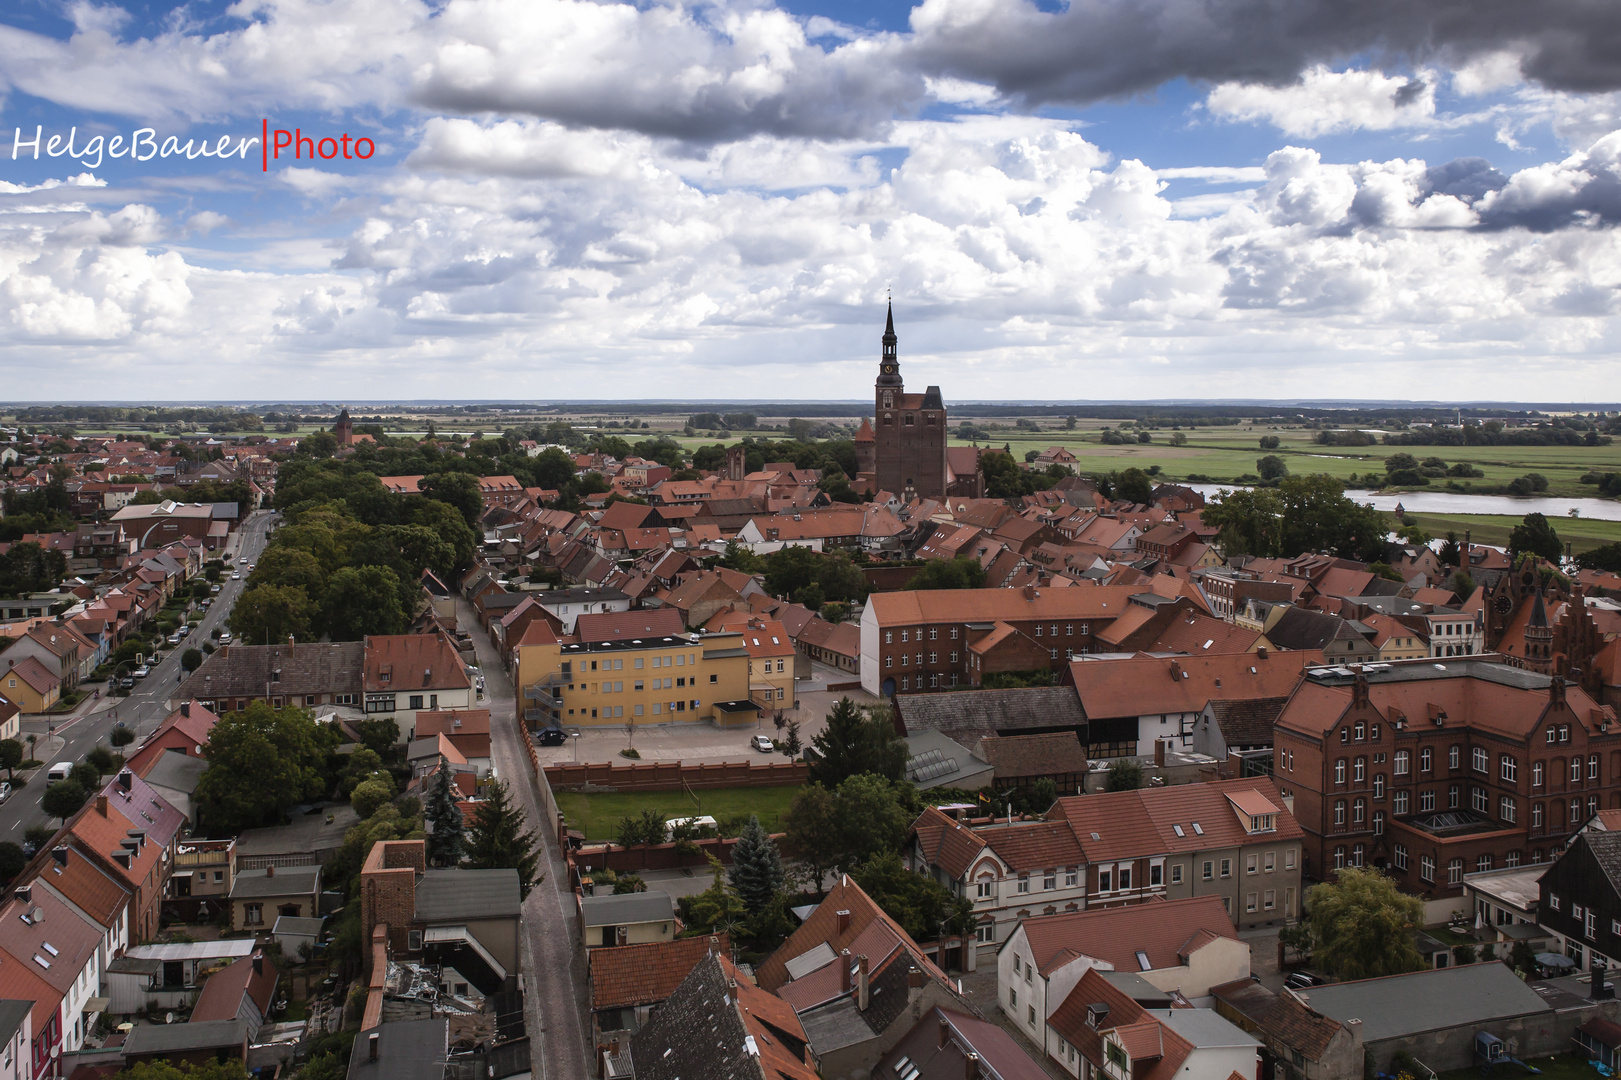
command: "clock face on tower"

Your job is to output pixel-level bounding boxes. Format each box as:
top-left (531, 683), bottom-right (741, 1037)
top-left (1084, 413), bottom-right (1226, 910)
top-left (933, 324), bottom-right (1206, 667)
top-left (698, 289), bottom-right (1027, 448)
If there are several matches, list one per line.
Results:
top-left (882, 364), bottom-right (897, 375)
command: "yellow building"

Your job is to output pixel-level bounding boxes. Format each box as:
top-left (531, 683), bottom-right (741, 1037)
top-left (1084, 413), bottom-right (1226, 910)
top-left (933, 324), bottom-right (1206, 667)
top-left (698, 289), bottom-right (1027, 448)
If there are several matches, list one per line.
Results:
top-left (1365, 613), bottom-right (1430, 661)
top-left (739, 619), bottom-right (797, 714)
top-left (514, 629), bottom-right (757, 728)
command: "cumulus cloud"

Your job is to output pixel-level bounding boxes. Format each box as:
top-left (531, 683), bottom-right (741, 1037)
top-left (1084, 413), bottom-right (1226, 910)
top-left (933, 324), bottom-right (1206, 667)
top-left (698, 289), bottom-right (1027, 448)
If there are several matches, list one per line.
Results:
top-left (1477, 132), bottom-right (1621, 230)
top-left (1204, 67), bottom-right (1443, 137)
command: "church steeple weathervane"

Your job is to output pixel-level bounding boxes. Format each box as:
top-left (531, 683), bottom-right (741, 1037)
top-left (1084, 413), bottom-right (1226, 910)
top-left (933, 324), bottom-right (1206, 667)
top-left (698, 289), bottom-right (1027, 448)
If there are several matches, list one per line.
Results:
top-left (877, 297), bottom-right (902, 388)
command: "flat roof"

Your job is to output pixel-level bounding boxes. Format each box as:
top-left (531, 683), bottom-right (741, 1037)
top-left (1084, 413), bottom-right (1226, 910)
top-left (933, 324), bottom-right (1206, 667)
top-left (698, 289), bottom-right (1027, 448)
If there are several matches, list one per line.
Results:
top-left (1298, 963), bottom-right (1549, 1041)
top-left (1463, 865), bottom-right (1548, 913)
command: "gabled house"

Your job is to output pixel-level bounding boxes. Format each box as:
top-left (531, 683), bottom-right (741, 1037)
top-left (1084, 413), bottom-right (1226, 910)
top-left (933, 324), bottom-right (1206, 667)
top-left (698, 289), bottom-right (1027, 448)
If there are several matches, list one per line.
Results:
top-left (0, 880), bottom-right (106, 1059)
top-left (588, 934), bottom-right (728, 1047)
top-left (190, 952), bottom-right (279, 1039)
top-left (1045, 968), bottom-right (1259, 1080)
top-left (875, 1006), bottom-right (1050, 1080)
top-left (997, 896), bottom-right (1246, 1052)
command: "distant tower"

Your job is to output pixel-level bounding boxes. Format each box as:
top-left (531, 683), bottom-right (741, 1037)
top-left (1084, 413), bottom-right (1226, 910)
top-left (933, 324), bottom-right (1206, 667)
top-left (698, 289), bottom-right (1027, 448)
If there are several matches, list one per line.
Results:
top-left (725, 445), bottom-right (747, 482)
top-left (332, 408), bottom-right (353, 446)
top-left (871, 303), bottom-right (947, 500)
top-left (854, 417), bottom-right (876, 480)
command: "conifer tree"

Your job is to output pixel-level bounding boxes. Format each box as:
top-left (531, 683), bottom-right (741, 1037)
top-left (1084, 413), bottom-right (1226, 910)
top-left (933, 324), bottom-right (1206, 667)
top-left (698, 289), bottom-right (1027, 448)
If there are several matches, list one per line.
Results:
top-left (424, 766), bottom-right (465, 867)
top-left (464, 779), bottom-right (541, 894)
top-left (728, 814), bottom-right (785, 915)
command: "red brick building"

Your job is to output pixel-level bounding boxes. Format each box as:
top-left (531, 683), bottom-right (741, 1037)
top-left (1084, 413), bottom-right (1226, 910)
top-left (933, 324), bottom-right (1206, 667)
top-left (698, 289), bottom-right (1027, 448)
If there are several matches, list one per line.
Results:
top-left (858, 577), bottom-right (1209, 697)
top-left (1272, 658), bottom-right (1619, 912)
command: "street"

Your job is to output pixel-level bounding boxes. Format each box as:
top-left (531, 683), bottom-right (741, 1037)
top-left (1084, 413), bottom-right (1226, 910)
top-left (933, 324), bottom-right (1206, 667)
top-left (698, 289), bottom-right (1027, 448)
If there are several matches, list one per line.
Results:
top-left (0, 509), bottom-right (276, 845)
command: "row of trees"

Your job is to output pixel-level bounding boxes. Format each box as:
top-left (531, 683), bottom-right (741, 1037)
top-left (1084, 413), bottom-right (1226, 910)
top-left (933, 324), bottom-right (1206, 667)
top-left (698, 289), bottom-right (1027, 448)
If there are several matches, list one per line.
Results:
top-left (1201, 475), bottom-right (1390, 562)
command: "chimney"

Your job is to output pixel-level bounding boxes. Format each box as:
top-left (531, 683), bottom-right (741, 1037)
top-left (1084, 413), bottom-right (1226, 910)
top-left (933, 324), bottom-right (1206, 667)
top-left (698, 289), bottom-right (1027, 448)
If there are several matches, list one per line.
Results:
top-left (289, 635), bottom-right (296, 656)
top-left (836, 909), bottom-right (851, 935)
top-left (368, 1032), bottom-right (380, 1063)
top-left (857, 954), bottom-right (870, 1011)
top-left (118, 771), bottom-right (132, 791)
top-left (252, 953), bottom-right (263, 976)
top-left (13, 885), bottom-right (30, 904)
top-left (181, 702), bottom-right (190, 718)
top-left (939, 1015), bottom-right (951, 1049)
top-left (1154, 739), bottom-right (1166, 767)
top-left (909, 966), bottom-right (926, 990)
top-left (840, 949), bottom-right (853, 994)
top-left (965, 1052), bottom-right (981, 1080)
top-left (1552, 676), bottom-right (1567, 706)
top-left (96, 795), bottom-right (108, 817)
top-left (1345, 1018), bottom-right (1362, 1046)
top-left (1256, 646), bottom-right (1268, 659)
top-left (51, 847), bottom-right (69, 868)
top-left (265, 864), bottom-right (275, 878)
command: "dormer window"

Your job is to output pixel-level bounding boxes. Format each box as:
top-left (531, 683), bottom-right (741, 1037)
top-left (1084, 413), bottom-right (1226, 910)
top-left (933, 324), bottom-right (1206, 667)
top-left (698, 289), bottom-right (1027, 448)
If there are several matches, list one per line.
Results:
top-left (1249, 814), bottom-right (1276, 833)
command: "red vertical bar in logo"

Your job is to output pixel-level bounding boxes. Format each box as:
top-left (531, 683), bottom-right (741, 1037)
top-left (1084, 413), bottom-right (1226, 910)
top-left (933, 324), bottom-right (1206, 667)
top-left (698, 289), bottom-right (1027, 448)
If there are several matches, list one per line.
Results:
top-left (262, 119), bottom-right (269, 173)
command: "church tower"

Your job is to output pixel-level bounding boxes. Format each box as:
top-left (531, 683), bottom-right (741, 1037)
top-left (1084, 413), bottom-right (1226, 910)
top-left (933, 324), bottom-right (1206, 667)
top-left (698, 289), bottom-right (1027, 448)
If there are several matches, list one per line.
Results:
top-left (871, 303), bottom-right (947, 501)
top-left (332, 408), bottom-right (353, 446)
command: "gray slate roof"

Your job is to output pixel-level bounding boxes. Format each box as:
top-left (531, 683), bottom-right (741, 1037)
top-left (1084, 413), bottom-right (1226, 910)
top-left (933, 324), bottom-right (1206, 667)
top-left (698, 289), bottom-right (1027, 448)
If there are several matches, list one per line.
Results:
top-left (414, 868), bottom-right (521, 923)
top-left (0, 1000), bottom-right (30, 1045)
top-left (894, 685), bottom-right (1087, 743)
top-left (1207, 697), bottom-right (1289, 749)
top-left (1298, 962), bottom-right (1548, 1041)
top-left (1581, 829), bottom-right (1621, 891)
top-left (230, 865), bottom-right (321, 899)
top-left (179, 640), bottom-right (364, 701)
top-left (580, 890), bottom-right (676, 926)
top-left (145, 751), bottom-right (209, 795)
top-left (347, 1020), bottom-right (448, 1080)
top-left (123, 1019), bottom-right (248, 1054)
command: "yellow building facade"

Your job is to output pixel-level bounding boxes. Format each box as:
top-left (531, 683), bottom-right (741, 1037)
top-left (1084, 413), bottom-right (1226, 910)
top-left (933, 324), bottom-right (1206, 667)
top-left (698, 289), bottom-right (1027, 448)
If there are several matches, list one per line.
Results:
top-left (514, 630), bottom-right (757, 728)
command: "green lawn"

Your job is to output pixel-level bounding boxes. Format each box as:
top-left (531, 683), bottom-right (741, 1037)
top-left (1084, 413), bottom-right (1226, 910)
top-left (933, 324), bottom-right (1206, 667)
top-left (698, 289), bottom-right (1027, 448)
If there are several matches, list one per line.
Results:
top-left (1403, 512), bottom-right (1621, 555)
top-left (555, 785), bottom-right (800, 842)
top-left (1438, 1054), bottom-right (1603, 1080)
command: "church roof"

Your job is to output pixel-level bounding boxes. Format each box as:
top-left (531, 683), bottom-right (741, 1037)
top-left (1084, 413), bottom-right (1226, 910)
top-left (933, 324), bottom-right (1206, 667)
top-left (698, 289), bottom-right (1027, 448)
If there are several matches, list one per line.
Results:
top-left (855, 417), bottom-right (874, 442)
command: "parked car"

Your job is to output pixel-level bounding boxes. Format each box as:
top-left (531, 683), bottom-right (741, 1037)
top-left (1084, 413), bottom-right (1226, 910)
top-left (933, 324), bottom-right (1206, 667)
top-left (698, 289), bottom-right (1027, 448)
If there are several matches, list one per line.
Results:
top-left (47, 761), bottom-right (73, 782)
top-left (132, 665), bottom-right (151, 679)
top-left (118, 676), bottom-right (135, 690)
top-left (751, 734), bottom-right (774, 753)
top-left (0, 781), bottom-right (11, 804)
top-left (536, 728), bottom-right (567, 747)
top-left (168, 632), bottom-right (185, 646)
top-left (219, 632), bottom-right (232, 644)
top-left (1284, 971), bottom-right (1326, 990)
top-left (210, 584), bottom-right (221, 594)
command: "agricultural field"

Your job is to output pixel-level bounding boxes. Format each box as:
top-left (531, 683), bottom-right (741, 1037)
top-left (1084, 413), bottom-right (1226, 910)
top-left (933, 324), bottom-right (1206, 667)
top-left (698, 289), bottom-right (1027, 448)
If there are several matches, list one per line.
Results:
top-left (554, 784), bottom-right (799, 842)
top-left (1400, 512), bottom-right (1621, 555)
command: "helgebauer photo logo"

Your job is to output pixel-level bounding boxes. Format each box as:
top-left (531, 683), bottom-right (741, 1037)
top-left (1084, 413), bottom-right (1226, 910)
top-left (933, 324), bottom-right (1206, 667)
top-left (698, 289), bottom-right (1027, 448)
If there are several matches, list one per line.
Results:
top-left (9, 121), bottom-right (376, 170)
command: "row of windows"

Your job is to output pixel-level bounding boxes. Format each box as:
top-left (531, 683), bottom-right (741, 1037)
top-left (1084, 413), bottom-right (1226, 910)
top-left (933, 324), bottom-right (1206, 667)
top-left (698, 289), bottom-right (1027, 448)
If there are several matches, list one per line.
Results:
top-left (1320, 748), bottom-right (1600, 787)
top-left (567, 700), bottom-right (702, 718)
top-left (883, 622), bottom-right (1093, 645)
top-left (897, 674), bottom-right (959, 690)
top-left (582, 653), bottom-right (697, 671)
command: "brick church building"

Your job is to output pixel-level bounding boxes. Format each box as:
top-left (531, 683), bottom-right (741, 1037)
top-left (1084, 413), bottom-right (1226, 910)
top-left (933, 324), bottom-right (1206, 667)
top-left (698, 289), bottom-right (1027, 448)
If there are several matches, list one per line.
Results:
top-left (854, 304), bottom-right (983, 500)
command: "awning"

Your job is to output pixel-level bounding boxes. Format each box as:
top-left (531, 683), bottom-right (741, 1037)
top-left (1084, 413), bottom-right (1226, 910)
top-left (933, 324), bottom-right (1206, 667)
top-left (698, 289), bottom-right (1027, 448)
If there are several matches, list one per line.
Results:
top-left (83, 997), bottom-right (111, 1014)
top-left (712, 700), bottom-right (760, 714)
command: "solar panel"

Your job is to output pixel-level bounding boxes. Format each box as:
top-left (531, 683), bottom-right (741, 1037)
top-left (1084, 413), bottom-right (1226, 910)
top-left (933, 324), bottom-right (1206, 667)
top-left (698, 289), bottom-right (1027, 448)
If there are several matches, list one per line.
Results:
top-left (907, 749), bottom-right (960, 782)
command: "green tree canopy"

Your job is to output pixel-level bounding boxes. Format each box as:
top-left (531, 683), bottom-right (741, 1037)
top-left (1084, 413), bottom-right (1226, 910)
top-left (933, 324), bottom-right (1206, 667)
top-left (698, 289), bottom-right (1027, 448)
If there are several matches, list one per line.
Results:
top-left (853, 851), bottom-right (974, 942)
top-left (783, 784), bottom-right (838, 891)
top-left (678, 855), bottom-right (748, 937)
top-left (420, 470), bottom-right (484, 528)
top-left (229, 583), bottom-right (316, 646)
top-left (0, 738), bottom-right (21, 780)
top-left (1202, 475), bottom-right (1387, 562)
top-left (42, 779), bottom-right (87, 822)
top-left (1305, 867), bottom-right (1425, 980)
top-left (905, 556), bottom-right (986, 591)
top-left (115, 1058), bottom-right (253, 1080)
top-left (728, 814), bottom-right (786, 916)
top-left (806, 698), bottom-right (907, 787)
top-left (1509, 512), bottom-right (1564, 564)
top-left (1105, 759), bottom-right (1144, 792)
top-left (826, 774), bottom-right (915, 875)
top-left (194, 702), bottom-right (338, 832)
top-left (424, 766), bottom-right (465, 867)
top-left (350, 777), bottom-right (397, 820)
top-left (464, 779), bottom-right (540, 894)
top-left (1575, 541), bottom-right (1621, 573)
top-left (323, 565), bottom-right (407, 640)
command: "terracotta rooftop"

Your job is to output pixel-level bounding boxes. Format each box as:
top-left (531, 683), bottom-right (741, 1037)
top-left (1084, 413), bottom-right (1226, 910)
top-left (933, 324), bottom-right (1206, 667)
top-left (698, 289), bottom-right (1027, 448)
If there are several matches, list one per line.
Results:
top-left (191, 952), bottom-right (279, 1024)
top-left (590, 934), bottom-right (729, 1010)
top-left (364, 632), bottom-right (470, 692)
top-left (1069, 651), bottom-right (1322, 720)
top-left (575, 607), bottom-right (685, 643)
top-left (977, 732), bottom-right (1092, 780)
top-left (1048, 776), bottom-right (1303, 862)
top-left (866, 579), bottom-right (1206, 627)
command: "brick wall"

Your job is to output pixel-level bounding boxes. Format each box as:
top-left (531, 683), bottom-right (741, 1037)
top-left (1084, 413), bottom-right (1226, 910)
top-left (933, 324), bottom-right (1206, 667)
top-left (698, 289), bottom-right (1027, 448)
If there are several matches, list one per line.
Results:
top-left (544, 760), bottom-right (807, 792)
top-left (360, 839), bottom-right (425, 966)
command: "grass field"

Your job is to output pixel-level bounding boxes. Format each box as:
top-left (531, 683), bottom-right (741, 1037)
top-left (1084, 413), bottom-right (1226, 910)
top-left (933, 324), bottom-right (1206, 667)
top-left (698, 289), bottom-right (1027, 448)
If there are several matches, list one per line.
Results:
top-left (555, 785), bottom-right (799, 842)
top-left (1403, 512), bottom-right (1621, 555)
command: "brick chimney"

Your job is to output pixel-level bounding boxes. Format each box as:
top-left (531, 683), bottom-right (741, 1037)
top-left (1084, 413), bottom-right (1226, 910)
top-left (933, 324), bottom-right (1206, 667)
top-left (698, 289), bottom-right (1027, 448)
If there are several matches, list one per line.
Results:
top-left (938, 1015), bottom-right (951, 1048)
top-left (180, 701), bottom-right (190, 718)
top-left (1154, 739), bottom-right (1166, 767)
top-left (95, 795), bottom-right (108, 817)
top-left (265, 864), bottom-right (275, 878)
top-left (965, 1052), bottom-right (981, 1080)
top-left (909, 966), bottom-right (926, 990)
top-left (857, 954), bottom-right (870, 1011)
top-left (835, 909), bottom-right (851, 935)
top-left (840, 949), bottom-right (852, 994)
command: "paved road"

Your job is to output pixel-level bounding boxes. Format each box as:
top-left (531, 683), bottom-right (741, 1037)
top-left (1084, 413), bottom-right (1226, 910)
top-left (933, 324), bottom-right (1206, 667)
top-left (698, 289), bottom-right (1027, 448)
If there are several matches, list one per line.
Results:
top-left (462, 595), bottom-right (591, 1080)
top-left (0, 510), bottom-right (277, 845)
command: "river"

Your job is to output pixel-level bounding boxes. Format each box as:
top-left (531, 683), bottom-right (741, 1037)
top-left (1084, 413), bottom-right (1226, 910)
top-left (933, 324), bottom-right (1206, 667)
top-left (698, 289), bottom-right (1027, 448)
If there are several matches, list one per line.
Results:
top-left (1185, 485), bottom-right (1621, 522)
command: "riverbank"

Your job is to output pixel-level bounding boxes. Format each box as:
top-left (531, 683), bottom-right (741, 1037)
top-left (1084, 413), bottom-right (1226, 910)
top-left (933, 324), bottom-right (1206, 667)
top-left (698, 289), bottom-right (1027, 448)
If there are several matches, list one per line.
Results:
top-left (1399, 512), bottom-right (1621, 555)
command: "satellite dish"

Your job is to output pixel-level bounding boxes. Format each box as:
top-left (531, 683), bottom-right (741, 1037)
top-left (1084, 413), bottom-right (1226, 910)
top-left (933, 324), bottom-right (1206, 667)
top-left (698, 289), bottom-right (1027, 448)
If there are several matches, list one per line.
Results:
top-left (165, 1012), bottom-right (175, 1025)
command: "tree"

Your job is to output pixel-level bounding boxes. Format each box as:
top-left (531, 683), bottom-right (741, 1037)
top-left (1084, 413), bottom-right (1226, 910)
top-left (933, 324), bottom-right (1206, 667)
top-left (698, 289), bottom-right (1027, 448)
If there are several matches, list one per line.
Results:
top-left (678, 855), bottom-right (748, 937)
top-left (424, 767), bottom-right (465, 867)
top-left (110, 725), bottom-right (135, 748)
top-left (904, 557), bottom-right (986, 591)
top-left (729, 815), bottom-right (786, 916)
top-left (85, 745), bottom-right (116, 775)
top-left (181, 647), bottom-right (204, 673)
top-left (229, 583), bottom-right (315, 646)
top-left (783, 784), bottom-right (839, 892)
top-left (0, 841), bottom-right (25, 885)
top-left (70, 762), bottom-right (102, 790)
top-left (464, 779), bottom-right (541, 894)
top-left (350, 777), bottom-right (396, 819)
top-left (1575, 542), bottom-right (1621, 573)
top-left (1113, 467), bottom-right (1153, 505)
top-left (1169, 431), bottom-right (1187, 446)
top-left (783, 718), bottom-right (802, 757)
top-left (1256, 455), bottom-right (1289, 482)
top-left (1305, 866), bottom-right (1425, 980)
top-left (854, 851), bottom-right (973, 942)
top-left (828, 774), bottom-right (913, 874)
top-left (323, 565), bottom-right (406, 640)
top-left (1018, 777), bottom-right (1059, 815)
top-left (1202, 476), bottom-right (1387, 562)
top-left (615, 808), bottom-right (667, 849)
top-left (194, 702), bottom-right (338, 832)
top-left (716, 540), bottom-right (763, 574)
top-left (0, 738), bottom-right (20, 781)
top-left (1105, 759), bottom-right (1143, 792)
top-left (0, 541), bottom-right (68, 595)
top-left (42, 779), bottom-right (87, 823)
top-left (115, 1059), bottom-right (254, 1080)
top-left (419, 471), bottom-right (484, 528)
top-left (1509, 512), bottom-right (1563, 563)
top-left (1438, 531), bottom-right (1461, 567)
top-left (806, 698), bottom-right (906, 787)
top-left (1259, 435), bottom-right (1281, 449)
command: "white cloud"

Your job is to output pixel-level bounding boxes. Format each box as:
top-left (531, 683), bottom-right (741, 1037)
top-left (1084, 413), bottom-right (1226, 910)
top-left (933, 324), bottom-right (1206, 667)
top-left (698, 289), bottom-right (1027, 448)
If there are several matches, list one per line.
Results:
top-left (1204, 66), bottom-right (1443, 137)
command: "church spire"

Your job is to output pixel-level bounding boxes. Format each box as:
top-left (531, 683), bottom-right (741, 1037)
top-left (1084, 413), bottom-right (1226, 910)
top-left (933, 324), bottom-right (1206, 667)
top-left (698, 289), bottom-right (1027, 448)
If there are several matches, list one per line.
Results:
top-left (877, 300), bottom-right (902, 388)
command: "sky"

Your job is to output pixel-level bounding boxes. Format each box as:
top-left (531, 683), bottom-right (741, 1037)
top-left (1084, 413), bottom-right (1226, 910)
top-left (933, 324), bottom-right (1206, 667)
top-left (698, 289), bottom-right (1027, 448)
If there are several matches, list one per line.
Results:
top-left (3, 1), bottom-right (1621, 402)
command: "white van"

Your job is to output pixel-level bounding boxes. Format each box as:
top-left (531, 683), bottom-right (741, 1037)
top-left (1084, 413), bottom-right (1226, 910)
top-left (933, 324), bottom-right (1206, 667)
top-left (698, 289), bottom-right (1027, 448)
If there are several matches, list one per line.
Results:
top-left (47, 761), bottom-right (73, 782)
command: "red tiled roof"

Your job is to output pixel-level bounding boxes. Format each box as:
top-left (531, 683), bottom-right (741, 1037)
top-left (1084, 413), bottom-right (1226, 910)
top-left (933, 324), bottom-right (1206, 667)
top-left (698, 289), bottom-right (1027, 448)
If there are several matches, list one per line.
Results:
top-left (1047, 776), bottom-right (1304, 862)
top-left (364, 632), bottom-right (469, 693)
top-left (590, 935), bottom-right (729, 1010)
top-left (575, 608), bottom-right (686, 643)
top-left (191, 953), bottom-right (278, 1023)
top-left (4, 654), bottom-right (60, 694)
top-left (1069, 651), bottom-right (1322, 720)
top-left (756, 874), bottom-right (954, 995)
top-left (1048, 968), bottom-right (1193, 1080)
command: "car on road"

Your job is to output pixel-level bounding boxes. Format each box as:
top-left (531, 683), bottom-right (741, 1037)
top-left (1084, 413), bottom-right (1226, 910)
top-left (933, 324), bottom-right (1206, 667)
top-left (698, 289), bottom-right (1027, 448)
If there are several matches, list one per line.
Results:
top-left (231, 571), bottom-right (241, 580)
top-left (219, 632), bottom-right (232, 644)
top-left (210, 584), bottom-right (221, 594)
top-left (751, 734), bottom-right (774, 752)
top-left (536, 728), bottom-right (568, 746)
top-left (0, 781), bottom-right (11, 804)
top-left (119, 676), bottom-right (135, 690)
top-left (47, 761), bottom-right (73, 782)
top-left (132, 665), bottom-right (151, 679)
top-left (168, 632), bottom-right (185, 646)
